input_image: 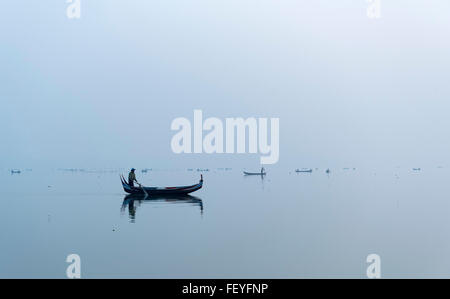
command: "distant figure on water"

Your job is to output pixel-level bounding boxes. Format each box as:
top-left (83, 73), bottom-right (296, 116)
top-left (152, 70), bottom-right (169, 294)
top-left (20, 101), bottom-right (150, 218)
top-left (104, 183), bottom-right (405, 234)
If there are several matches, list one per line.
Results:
top-left (261, 167), bottom-right (265, 174)
top-left (128, 168), bottom-right (138, 187)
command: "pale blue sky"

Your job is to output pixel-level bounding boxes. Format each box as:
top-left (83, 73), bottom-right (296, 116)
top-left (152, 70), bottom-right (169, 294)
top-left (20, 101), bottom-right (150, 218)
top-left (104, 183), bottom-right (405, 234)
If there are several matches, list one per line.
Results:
top-left (1, 1), bottom-right (450, 169)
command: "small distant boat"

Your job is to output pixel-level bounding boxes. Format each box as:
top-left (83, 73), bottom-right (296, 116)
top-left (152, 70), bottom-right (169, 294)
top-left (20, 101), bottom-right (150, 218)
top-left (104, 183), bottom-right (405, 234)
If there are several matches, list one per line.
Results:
top-left (120, 175), bottom-right (203, 195)
top-left (243, 171), bottom-right (266, 176)
top-left (11, 169), bottom-right (21, 174)
top-left (413, 168), bottom-right (421, 171)
top-left (295, 168), bottom-right (312, 173)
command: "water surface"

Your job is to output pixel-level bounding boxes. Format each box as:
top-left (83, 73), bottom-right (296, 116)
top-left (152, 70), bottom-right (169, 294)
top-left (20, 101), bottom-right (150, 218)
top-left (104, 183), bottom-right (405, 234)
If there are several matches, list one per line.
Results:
top-left (1, 167), bottom-right (449, 278)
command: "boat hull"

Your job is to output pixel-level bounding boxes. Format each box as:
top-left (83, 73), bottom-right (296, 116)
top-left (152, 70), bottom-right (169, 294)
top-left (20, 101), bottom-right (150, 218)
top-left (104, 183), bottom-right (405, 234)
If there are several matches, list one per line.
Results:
top-left (243, 171), bottom-right (266, 175)
top-left (295, 169), bottom-right (312, 173)
top-left (120, 175), bottom-right (203, 195)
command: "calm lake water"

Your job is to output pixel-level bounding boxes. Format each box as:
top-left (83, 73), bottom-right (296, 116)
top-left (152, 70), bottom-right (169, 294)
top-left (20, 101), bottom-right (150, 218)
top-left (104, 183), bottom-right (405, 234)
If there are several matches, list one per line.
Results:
top-left (1, 167), bottom-right (450, 278)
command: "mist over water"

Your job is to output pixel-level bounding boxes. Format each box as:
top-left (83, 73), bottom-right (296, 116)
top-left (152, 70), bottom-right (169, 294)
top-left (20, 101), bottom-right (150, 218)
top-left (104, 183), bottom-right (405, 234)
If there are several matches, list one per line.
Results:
top-left (2, 1), bottom-right (450, 169)
top-left (2, 1), bottom-right (450, 278)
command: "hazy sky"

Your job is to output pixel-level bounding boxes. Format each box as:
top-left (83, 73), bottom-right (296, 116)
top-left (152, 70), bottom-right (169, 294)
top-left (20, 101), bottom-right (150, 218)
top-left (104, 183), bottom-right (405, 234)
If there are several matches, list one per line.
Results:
top-left (1, 1), bottom-right (450, 169)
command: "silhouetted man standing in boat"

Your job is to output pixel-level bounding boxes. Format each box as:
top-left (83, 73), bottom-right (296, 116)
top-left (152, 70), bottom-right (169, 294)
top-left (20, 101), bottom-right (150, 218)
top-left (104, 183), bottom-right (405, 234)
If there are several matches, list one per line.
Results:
top-left (128, 168), bottom-right (138, 187)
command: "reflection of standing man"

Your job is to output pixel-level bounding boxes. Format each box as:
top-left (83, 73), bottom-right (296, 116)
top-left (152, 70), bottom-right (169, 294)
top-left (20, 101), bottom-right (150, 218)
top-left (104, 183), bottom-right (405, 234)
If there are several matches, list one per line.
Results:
top-left (128, 168), bottom-right (138, 187)
top-left (127, 199), bottom-right (136, 222)
top-left (121, 198), bottom-right (137, 223)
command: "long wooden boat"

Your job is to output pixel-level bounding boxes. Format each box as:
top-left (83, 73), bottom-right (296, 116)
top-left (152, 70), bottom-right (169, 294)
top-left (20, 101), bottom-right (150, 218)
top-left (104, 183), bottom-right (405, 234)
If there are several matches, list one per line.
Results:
top-left (120, 175), bottom-right (203, 195)
top-left (295, 168), bottom-right (313, 173)
top-left (243, 171), bottom-right (266, 176)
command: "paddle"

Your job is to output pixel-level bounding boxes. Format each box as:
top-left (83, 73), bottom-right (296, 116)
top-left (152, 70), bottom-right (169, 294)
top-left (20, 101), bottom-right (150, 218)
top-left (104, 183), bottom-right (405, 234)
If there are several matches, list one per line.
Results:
top-left (137, 182), bottom-right (149, 197)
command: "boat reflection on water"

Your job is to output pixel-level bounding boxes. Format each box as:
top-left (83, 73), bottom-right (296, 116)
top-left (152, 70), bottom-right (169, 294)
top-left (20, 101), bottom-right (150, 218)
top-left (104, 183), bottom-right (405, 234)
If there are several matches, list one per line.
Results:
top-left (121, 194), bottom-right (203, 223)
